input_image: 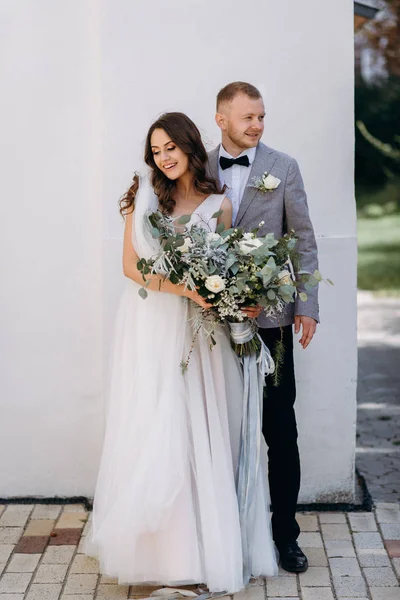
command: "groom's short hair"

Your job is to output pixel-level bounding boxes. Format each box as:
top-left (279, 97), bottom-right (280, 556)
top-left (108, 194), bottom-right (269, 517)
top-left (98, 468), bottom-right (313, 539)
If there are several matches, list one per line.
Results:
top-left (216, 82), bottom-right (262, 110)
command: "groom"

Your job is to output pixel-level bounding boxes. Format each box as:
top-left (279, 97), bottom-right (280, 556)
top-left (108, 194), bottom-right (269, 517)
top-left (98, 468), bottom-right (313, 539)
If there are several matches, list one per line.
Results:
top-left (208, 82), bottom-right (319, 574)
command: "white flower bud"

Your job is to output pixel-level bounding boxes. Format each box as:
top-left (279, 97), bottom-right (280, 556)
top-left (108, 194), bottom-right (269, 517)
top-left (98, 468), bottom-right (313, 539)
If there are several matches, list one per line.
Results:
top-left (262, 174), bottom-right (281, 190)
top-left (205, 275), bottom-right (226, 293)
top-left (278, 269), bottom-right (293, 285)
top-left (179, 237), bottom-right (193, 253)
top-left (238, 238), bottom-right (263, 254)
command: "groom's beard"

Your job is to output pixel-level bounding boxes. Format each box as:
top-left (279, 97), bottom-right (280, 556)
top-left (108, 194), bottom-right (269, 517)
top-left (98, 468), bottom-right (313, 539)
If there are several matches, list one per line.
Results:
top-left (225, 125), bottom-right (263, 151)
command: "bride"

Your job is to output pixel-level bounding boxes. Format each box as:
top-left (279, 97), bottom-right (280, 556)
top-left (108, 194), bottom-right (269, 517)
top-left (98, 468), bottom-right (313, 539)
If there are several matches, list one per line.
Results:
top-left (83, 112), bottom-right (278, 593)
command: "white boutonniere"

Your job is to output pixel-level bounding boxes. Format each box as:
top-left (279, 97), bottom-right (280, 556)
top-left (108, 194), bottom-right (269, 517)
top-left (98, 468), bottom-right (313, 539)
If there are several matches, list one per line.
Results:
top-left (250, 171), bottom-right (281, 193)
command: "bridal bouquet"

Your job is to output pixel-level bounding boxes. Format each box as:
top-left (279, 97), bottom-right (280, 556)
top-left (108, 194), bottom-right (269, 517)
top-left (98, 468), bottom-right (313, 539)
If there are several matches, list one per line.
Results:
top-left (137, 209), bottom-right (326, 374)
top-left (137, 208), bottom-right (329, 578)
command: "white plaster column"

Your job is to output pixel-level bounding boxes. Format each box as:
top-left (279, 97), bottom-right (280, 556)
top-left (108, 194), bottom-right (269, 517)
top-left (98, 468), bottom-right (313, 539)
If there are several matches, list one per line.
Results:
top-left (0, 0), bottom-right (356, 501)
top-left (0, 0), bottom-right (103, 496)
top-left (101, 0), bottom-right (356, 502)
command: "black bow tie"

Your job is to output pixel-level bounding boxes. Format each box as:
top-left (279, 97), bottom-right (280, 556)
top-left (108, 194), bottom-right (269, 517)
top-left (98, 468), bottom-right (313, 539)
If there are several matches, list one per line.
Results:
top-left (219, 155), bottom-right (250, 170)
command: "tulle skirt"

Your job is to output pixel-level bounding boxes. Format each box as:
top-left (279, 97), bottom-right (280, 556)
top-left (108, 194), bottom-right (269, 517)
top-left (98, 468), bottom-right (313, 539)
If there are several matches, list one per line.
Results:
top-left (83, 279), bottom-right (277, 592)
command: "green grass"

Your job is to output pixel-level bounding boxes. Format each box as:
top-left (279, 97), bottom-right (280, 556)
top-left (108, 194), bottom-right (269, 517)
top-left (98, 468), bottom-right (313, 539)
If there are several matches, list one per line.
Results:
top-left (358, 213), bottom-right (400, 295)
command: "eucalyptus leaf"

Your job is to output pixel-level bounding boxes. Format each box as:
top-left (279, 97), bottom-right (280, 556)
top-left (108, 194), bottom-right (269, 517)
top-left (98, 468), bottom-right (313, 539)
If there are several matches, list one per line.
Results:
top-left (226, 255), bottom-right (237, 270)
top-left (259, 269), bottom-right (275, 286)
top-left (236, 280), bottom-right (246, 293)
top-left (211, 209), bottom-right (223, 219)
top-left (260, 264), bottom-right (274, 276)
top-left (216, 222), bottom-right (226, 234)
top-left (151, 227), bottom-right (160, 238)
top-left (221, 227), bottom-right (235, 237)
top-left (177, 214), bottom-right (191, 225)
top-left (267, 289), bottom-right (276, 300)
top-left (299, 292), bottom-right (308, 302)
top-left (261, 234), bottom-right (279, 248)
top-left (263, 275), bottom-right (273, 287)
top-left (306, 274), bottom-right (318, 287)
top-left (254, 255), bottom-right (265, 266)
top-left (327, 278), bottom-right (334, 285)
top-left (279, 284), bottom-right (296, 296)
top-left (258, 297), bottom-right (269, 307)
top-left (313, 270), bottom-right (323, 282)
top-left (138, 287), bottom-right (148, 300)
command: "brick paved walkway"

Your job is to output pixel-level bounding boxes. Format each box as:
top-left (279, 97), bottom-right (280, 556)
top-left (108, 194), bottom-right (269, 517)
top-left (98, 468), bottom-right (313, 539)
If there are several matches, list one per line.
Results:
top-left (0, 502), bottom-right (400, 599)
top-left (1, 292), bottom-right (399, 598)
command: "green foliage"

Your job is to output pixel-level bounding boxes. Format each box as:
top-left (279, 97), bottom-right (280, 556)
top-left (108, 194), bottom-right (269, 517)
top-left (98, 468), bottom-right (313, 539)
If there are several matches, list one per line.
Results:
top-left (355, 75), bottom-right (400, 210)
top-left (137, 210), bottom-right (329, 325)
top-left (272, 332), bottom-right (285, 387)
top-left (177, 214), bottom-right (191, 225)
top-left (180, 360), bottom-right (188, 374)
top-left (274, 231), bottom-right (300, 272)
top-left (313, 270), bottom-right (323, 282)
top-left (358, 213), bottom-right (400, 294)
top-left (231, 334), bottom-right (262, 357)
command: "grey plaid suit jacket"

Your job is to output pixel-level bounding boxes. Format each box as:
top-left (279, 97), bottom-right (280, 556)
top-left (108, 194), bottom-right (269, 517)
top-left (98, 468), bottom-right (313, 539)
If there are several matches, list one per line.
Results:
top-left (208, 142), bottom-right (319, 329)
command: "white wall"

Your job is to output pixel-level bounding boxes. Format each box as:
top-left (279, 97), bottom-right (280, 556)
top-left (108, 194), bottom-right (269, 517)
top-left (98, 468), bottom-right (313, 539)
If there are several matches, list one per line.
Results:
top-left (0, 1), bottom-right (103, 496)
top-left (0, 0), bottom-right (356, 501)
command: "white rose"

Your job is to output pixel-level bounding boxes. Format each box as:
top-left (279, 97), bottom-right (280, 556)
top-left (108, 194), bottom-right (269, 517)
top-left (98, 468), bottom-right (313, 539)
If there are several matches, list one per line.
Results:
top-left (179, 237), bottom-right (193, 253)
top-left (238, 238), bottom-right (263, 254)
top-left (206, 232), bottom-right (221, 243)
top-left (278, 269), bottom-right (293, 285)
top-left (205, 275), bottom-right (226, 293)
top-left (262, 173), bottom-right (281, 190)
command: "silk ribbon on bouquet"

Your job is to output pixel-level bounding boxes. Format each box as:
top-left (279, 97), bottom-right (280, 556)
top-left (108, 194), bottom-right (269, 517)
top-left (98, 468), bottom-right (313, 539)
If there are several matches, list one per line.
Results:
top-left (229, 321), bottom-right (275, 585)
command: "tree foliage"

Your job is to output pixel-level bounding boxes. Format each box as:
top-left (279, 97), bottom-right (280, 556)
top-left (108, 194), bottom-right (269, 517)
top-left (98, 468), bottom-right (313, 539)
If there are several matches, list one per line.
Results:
top-left (355, 1), bottom-right (400, 207)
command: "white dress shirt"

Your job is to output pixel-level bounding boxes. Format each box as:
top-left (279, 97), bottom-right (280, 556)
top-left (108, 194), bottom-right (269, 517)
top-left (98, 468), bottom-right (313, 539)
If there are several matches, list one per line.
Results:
top-left (218, 145), bottom-right (256, 225)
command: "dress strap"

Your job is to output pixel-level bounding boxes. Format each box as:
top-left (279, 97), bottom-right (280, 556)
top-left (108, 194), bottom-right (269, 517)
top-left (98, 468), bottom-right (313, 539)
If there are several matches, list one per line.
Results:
top-left (189, 194), bottom-right (226, 232)
top-left (199, 194), bottom-right (225, 222)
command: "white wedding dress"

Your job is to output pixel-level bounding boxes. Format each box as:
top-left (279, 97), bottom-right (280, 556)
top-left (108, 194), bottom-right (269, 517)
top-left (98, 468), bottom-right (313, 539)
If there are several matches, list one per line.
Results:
top-left (83, 173), bottom-right (277, 593)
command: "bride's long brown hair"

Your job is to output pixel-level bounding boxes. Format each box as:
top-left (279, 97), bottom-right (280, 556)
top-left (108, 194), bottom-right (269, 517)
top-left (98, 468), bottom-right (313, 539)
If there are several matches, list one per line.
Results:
top-left (119, 112), bottom-right (224, 216)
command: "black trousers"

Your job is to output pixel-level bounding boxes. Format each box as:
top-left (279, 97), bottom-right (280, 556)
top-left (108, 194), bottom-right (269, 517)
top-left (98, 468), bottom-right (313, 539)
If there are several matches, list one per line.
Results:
top-left (258, 324), bottom-right (301, 548)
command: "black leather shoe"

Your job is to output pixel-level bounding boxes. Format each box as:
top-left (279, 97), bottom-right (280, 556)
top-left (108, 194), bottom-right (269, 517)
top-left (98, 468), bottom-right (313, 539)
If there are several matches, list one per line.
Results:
top-left (278, 541), bottom-right (308, 573)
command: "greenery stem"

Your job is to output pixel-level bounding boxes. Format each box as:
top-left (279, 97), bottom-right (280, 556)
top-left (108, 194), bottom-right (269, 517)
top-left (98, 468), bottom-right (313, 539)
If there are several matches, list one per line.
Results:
top-left (272, 326), bottom-right (285, 387)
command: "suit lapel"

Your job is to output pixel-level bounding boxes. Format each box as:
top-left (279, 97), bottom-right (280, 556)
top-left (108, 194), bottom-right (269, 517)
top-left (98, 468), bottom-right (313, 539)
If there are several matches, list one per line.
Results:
top-left (207, 145), bottom-right (220, 182)
top-left (234, 144), bottom-right (277, 226)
